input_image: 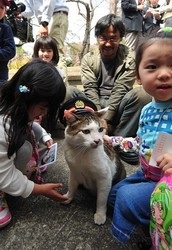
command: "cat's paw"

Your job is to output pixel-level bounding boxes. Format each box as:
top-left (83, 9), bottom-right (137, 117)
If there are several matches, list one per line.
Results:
top-left (61, 193), bottom-right (73, 205)
top-left (94, 213), bottom-right (106, 225)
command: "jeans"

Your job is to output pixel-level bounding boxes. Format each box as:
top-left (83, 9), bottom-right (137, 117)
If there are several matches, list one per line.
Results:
top-left (108, 170), bottom-right (157, 244)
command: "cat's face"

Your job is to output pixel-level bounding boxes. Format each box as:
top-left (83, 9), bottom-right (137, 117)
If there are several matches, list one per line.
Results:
top-left (64, 111), bottom-right (107, 149)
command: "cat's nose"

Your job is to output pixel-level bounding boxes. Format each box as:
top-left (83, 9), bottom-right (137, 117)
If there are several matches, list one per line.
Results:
top-left (94, 139), bottom-right (100, 145)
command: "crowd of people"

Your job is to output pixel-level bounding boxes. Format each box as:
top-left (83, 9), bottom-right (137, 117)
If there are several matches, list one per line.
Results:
top-left (0, 0), bottom-right (172, 249)
top-left (121, 0), bottom-right (172, 50)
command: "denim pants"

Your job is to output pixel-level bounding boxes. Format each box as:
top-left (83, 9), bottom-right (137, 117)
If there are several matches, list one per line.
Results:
top-left (108, 170), bottom-right (157, 244)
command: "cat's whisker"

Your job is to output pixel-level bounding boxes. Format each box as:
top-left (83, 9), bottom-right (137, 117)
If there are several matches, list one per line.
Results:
top-left (74, 145), bottom-right (90, 158)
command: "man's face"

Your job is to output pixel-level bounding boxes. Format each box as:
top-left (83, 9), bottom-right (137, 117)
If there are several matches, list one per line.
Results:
top-left (97, 25), bottom-right (122, 61)
top-left (150, 0), bottom-right (159, 7)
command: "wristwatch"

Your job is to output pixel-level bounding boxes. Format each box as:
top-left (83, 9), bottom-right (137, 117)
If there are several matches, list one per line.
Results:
top-left (40, 21), bottom-right (48, 27)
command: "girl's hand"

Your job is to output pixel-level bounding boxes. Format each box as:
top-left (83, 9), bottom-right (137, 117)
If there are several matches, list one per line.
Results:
top-left (157, 153), bottom-right (172, 175)
top-left (32, 183), bottom-right (68, 201)
top-left (45, 139), bottom-right (53, 148)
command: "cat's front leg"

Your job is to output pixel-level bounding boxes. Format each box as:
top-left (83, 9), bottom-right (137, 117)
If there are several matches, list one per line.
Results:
top-left (94, 202), bottom-right (107, 225)
top-left (63, 171), bottom-right (78, 204)
top-left (94, 182), bottom-right (111, 225)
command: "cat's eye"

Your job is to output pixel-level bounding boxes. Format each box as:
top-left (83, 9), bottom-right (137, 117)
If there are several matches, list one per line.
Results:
top-left (82, 129), bottom-right (90, 134)
top-left (98, 127), bottom-right (104, 133)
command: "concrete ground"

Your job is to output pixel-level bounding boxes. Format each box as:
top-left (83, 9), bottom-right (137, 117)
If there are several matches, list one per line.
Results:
top-left (0, 129), bottom-right (144, 250)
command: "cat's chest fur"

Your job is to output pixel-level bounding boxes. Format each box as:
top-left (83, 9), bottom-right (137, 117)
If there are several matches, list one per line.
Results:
top-left (64, 140), bottom-right (116, 192)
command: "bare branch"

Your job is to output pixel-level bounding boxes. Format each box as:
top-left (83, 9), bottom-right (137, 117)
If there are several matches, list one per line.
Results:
top-left (66, 0), bottom-right (110, 61)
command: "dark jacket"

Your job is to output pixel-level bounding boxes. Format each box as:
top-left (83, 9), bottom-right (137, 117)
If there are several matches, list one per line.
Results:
top-left (143, 5), bottom-right (163, 32)
top-left (0, 23), bottom-right (16, 81)
top-left (121, 0), bottom-right (143, 32)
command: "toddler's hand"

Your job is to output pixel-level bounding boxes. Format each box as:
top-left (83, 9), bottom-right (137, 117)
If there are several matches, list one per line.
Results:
top-left (157, 153), bottom-right (172, 175)
top-left (104, 135), bottom-right (112, 146)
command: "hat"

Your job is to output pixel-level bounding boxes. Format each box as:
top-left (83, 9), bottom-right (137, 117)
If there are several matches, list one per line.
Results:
top-left (59, 96), bottom-right (97, 125)
top-left (2, 0), bottom-right (10, 6)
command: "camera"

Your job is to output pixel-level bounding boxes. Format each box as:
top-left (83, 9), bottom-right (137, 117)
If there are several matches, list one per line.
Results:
top-left (4, 0), bottom-right (33, 43)
top-left (6, 0), bottom-right (26, 19)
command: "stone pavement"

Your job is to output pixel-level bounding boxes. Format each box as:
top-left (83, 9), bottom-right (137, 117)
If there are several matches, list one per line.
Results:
top-left (0, 129), bottom-right (142, 250)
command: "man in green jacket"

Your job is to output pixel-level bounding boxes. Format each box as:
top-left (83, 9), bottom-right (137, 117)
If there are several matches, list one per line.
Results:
top-left (81, 14), bottom-right (151, 137)
top-left (81, 14), bottom-right (151, 163)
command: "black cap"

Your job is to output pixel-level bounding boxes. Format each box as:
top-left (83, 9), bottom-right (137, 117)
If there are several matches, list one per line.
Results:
top-left (59, 96), bottom-right (97, 125)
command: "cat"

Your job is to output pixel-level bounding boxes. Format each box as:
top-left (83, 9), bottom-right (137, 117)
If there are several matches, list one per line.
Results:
top-left (63, 107), bottom-right (126, 225)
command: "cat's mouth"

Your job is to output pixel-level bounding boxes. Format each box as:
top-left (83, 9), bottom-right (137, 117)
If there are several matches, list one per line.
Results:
top-left (91, 144), bottom-right (99, 148)
top-left (91, 140), bottom-right (102, 148)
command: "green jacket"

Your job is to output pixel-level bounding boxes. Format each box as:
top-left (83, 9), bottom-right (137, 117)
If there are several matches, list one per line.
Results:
top-left (81, 44), bottom-right (136, 123)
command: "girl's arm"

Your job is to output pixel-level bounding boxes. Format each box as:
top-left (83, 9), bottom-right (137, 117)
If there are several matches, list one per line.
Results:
top-left (32, 122), bottom-right (53, 147)
top-left (0, 138), bottom-right (66, 201)
top-left (32, 183), bottom-right (67, 201)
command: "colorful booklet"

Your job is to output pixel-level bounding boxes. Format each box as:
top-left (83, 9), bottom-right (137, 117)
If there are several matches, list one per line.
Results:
top-left (149, 132), bottom-right (172, 167)
top-left (38, 142), bottom-right (58, 168)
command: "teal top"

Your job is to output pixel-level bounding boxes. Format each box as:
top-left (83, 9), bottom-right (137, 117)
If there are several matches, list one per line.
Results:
top-left (137, 100), bottom-right (172, 162)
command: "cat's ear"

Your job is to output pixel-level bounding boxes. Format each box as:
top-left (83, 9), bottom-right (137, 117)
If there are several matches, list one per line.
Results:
top-left (95, 107), bottom-right (108, 119)
top-left (64, 110), bottom-right (78, 125)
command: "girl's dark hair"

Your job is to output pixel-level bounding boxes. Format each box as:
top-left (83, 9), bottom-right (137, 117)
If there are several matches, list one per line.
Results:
top-left (95, 14), bottom-right (125, 38)
top-left (33, 36), bottom-right (59, 65)
top-left (0, 59), bottom-right (66, 157)
top-left (135, 28), bottom-right (172, 78)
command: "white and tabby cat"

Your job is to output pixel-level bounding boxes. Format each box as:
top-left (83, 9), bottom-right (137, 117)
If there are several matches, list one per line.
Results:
top-left (63, 107), bottom-right (126, 225)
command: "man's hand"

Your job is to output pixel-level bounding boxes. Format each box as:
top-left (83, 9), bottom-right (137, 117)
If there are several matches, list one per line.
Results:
top-left (39, 25), bottom-right (48, 36)
top-left (137, 4), bottom-right (144, 11)
top-left (16, 13), bottom-right (23, 19)
top-left (153, 12), bottom-right (161, 20)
